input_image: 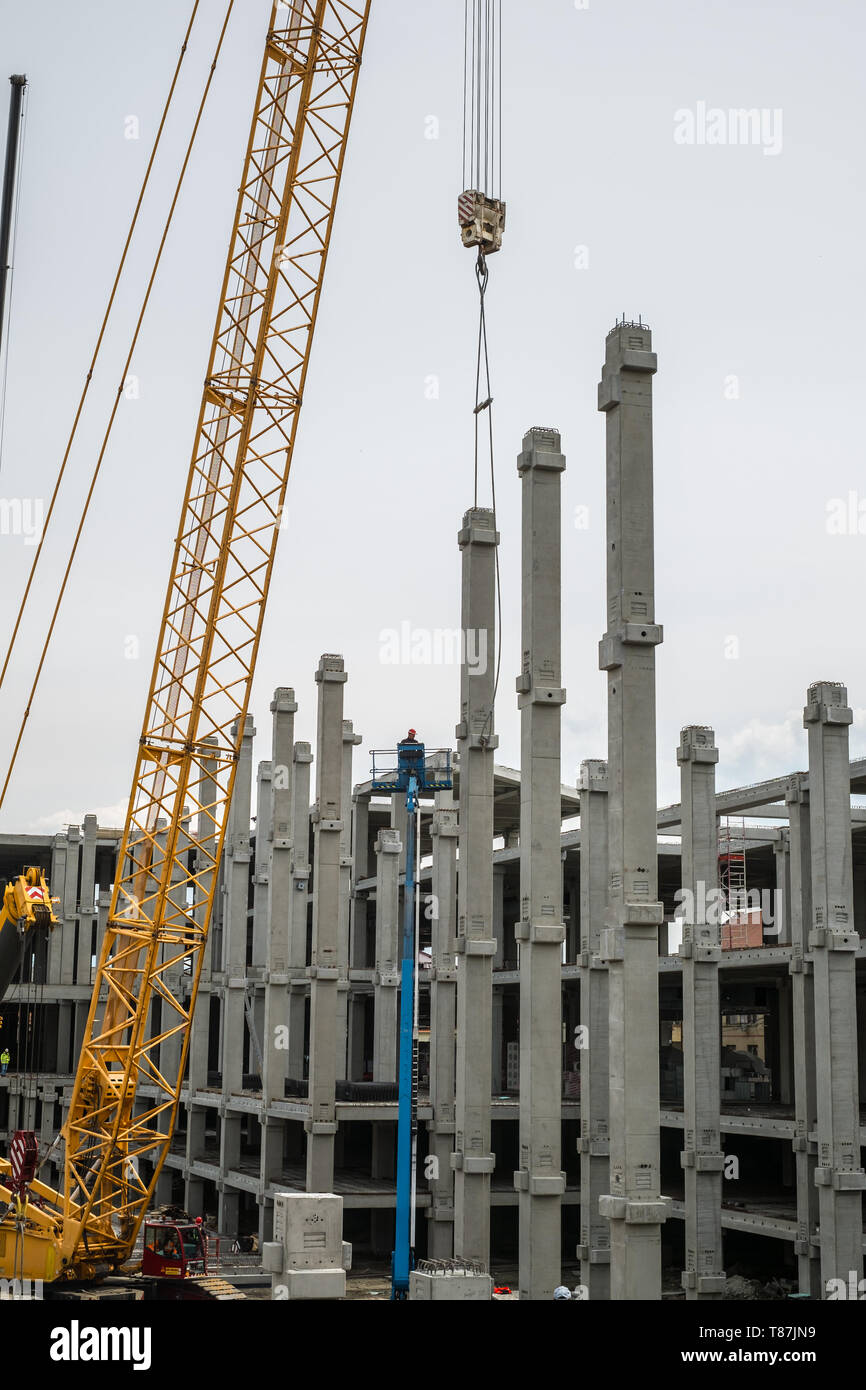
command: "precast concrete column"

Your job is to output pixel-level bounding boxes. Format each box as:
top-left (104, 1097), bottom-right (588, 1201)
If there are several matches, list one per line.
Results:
top-left (427, 790), bottom-right (458, 1257)
top-left (288, 741), bottom-right (313, 1080)
top-left (391, 794), bottom-right (409, 878)
top-left (772, 832), bottom-right (791, 945)
top-left (347, 793), bottom-right (371, 1078)
top-left (186, 737), bottom-right (217, 1213)
top-left (677, 726), bottom-right (725, 1300)
top-left (597, 321), bottom-right (668, 1300)
top-left (786, 773), bottom-right (820, 1295)
top-left (513, 426), bottom-right (567, 1301)
top-left (76, 814), bottom-right (98, 985)
top-left (452, 506), bottom-right (498, 1265)
top-left (576, 758), bottom-right (610, 1298)
top-left (159, 813), bottom-right (191, 1089)
top-left (803, 681), bottom-right (865, 1291)
top-left (261, 689), bottom-right (297, 1213)
top-left (60, 827), bottom-right (80, 987)
top-left (350, 792), bottom-right (370, 968)
top-left (373, 827), bottom-right (401, 1081)
top-left (492, 865), bottom-right (506, 969)
top-left (262, 690), bottom-right (296, 1100)
top-left (47, 833), bottom-right (67, 981)
top-left (305, 654), bottom-right (347, 1192)
top-left (337, 720), bottom-right (362, 1079)
top-left (221, 716), bottom-right (255, 1094)
top-left (252, 761), bottom-right (272, 969)
top-left (219, 715), bottom-right (255, 1234)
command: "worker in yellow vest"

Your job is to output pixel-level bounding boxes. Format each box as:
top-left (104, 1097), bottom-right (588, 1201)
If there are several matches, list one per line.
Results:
top-left (0, 1048), bottom-right (10, 1075)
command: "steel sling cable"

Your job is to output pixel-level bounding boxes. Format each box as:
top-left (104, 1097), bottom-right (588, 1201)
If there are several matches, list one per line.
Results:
top-left (465, 0), bottom-right (503, 737)
top-left (0, 0), bottom-right (236, 814)
top-left (0, 0), bottom-right (201, 699)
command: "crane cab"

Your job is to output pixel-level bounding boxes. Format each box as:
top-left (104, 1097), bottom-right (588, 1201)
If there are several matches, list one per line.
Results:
top-left (141, 1218), bottom-right (207, 1279)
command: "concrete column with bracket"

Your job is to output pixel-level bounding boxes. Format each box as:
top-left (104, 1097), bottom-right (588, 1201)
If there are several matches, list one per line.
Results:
top-left (677, 725), bottom-right (725, 1300)
top-left (305, 655), bottom-right (347, 1192)
top-left (597, 321), bottom-right (669, 1300)
top-left (577, 757), bottom-right (610, 1298)
top-left (803, 680), bottom-right (865, 1291)
top-left (453, 506), bottom-right (499, 1265)
top-left (513, 426), bottom-right (567, 1301)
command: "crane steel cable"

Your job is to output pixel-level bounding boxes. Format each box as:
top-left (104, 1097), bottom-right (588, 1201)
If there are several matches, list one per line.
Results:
top-left (463, 0), bottom-right (503, 727)
top-left (0, 0), bottom-right (235, 814)
top-left (0, 2), bottom-right (201, 699)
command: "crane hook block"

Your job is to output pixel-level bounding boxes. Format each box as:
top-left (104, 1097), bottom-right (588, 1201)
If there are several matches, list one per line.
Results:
top-left (458, 189), bottom-right (505, 254)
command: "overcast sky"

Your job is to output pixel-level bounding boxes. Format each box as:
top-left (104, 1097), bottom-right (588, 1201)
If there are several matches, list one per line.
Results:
top-left (0, 0), bottom-right (864, 834)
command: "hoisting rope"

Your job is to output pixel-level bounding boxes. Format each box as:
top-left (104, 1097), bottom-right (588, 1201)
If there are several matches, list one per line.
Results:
top-left (464, 0), bottom-right (503, 732)
top-left (0, 0), bottom-right (235, 815)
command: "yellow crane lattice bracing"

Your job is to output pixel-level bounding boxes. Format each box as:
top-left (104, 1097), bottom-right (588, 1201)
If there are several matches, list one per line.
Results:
top-left (0, 0), bottom-right (370, 1282)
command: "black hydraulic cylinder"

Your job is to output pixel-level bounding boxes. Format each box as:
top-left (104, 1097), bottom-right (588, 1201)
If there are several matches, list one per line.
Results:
top-left (0, 74), bottom-right (27, 359)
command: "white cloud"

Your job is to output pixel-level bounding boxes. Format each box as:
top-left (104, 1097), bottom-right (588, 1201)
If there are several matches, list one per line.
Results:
top-left (25, 801), bottom-right (129, 835)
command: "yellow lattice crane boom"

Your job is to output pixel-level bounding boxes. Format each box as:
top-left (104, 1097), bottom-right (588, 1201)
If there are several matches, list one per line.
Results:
top-left (0, 0), bottom-right (370, 1283)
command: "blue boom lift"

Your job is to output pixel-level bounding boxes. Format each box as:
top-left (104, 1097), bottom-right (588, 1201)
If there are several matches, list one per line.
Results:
top-left (371, 733), bottom-right (452, 1299)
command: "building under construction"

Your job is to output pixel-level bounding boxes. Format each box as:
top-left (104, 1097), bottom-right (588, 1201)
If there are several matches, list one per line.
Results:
top-left (2, 326), bottom-right (865, 1302)
top-left (0, 2), bottom-right (863, 1307)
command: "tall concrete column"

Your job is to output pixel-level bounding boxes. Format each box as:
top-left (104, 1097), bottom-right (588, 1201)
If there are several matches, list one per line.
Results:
top-left (576, 757), bottom-right (610, 1299)
top-left (287, 740), bottom-right (312, 1081)
top-left (597, 321), bottom-right (668, 1300)
top-left (337, 720), bottom-right (362, 1080)
top-left (59, 827), bottom-right (80, 987)
top-left (513, 426), bottom-right (567, 1301)
top-left (76, 814), bottom-right (98, 985)
top-left (677, 725), bottom-right (725, 1300)
top-left (772, 832), bottom-right (791, 946)
top-left (786, 773), bottom-right (820, 1295)
top-left (47, 833), bottom-right (67, 981)
top-left (218, 715), bottom-right (255, 1235)
top-left (186, 738), bottom-right (217, 1214)
top-left (427, 791), bottom-right (458, 1257)
top-left (252, 760), bottom-right (273, 969)
top-left (350, 791), bottom-right (370, 968)
top-left (803, 681), bottom-right (865, 1291)
top-left (492, 865), bottom-right (506, 969)
top-left (347, 792), bottom-right (370, 1078)
top-left (261, 689), bottom-right (298, 1211)
top-left (453, 506), bottom-right (498, 1265)
top-left (221, 716), bottom-right (255, 1091)
top-left (373, 827), bottom-right (401, 1081)
top-left (262, 690), bottom-right (296, 1097)
top-left (158, 814), bottom-right (190, 1091)
top-left (305, 654), bottom-right (347, 1192)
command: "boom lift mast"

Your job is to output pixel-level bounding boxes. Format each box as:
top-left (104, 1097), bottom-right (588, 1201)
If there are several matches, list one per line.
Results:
top-left (371, 737), bottom-right (453, 1300)
top-left (0, 0), bottom-right (370, 1284)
